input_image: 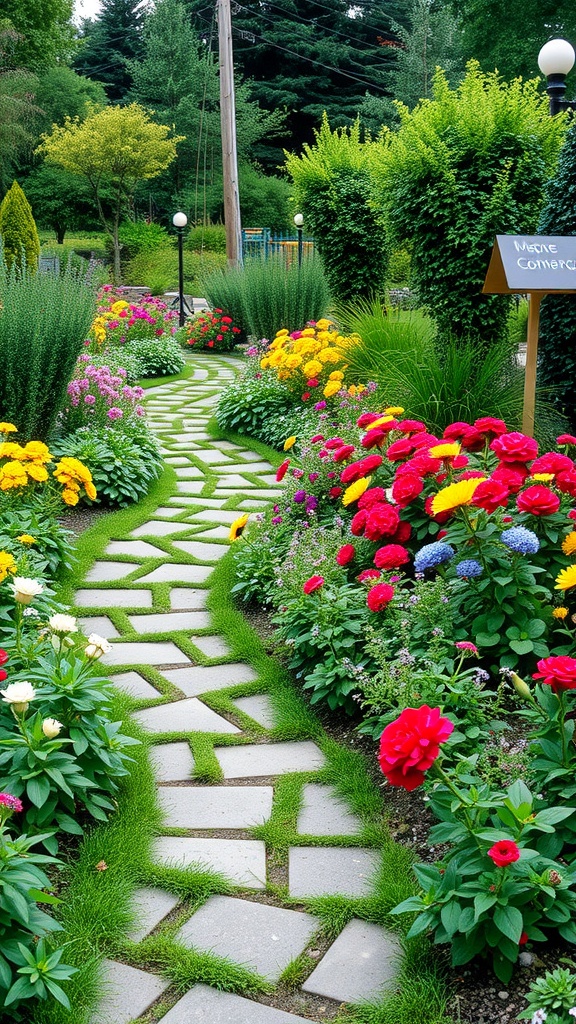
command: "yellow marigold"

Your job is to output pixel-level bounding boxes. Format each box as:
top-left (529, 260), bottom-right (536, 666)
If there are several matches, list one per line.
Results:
top-left (532, 472), bottom-right (555, 481)
top-left (275, 329), bottom-right (289, 337)
top-left (26, 464), bottom-right (49, 483)
top-left (62, 488), bottom-right (80, 506)
top-left (348, 384), bottom-right (366, 396)
top-left (385, 406), bottom-right (404, 415)
top-left (21, 441), bottom-right (52, 464)
top-left (283, 436), bottom-right (297, 451)
top-left (301, 328), bottom-right (316, 337)
top-left (342, 476), bottom-right (372, 506)
top-left (260, 357), bottom-right (271, 369)
top-left (229, 513), bottom-right (250, 542)
top-left (329, 370), bottom-right (344, 381)
top-left (562, 532), bottom-right (576, 556)
top-left (0, 423), bottom-right (17, 434)
top-left (323, 380), bottom-right (342, 398)
top-left (284, 354), bottom-right (302, 370)
top-left (429, 442), bottom-right (461, 459)
top-left (300, 341), bottom-right (320, 355)
top-left (303, 360), bottom-right (323, 378)
top-left (17, 535), bottom-right (36, 545)
top-left (85, 481), bottom-right (97, 501)
top-left (431, 477), bottom-right (486, 516)
top-left (269, 351), bottom-right (284, 368)
top-left (0, 461), bottom-right (28, 489)
top-left (0, 442), bottom-right (25, 460)
top-left (553, 606), bottom-right (569, 619)
top-left (316, 319), bottom-right (331, 330)
top-left (369, 415), bottom-right (395, 429)
top-left (110, 300), bottom-right (130, 314)
top-left (0, 551), bottom-right (17, 582)
top-left (317, 348), bottom-right (342, 364)
top-left (556, 565), bottom-right (576, 591)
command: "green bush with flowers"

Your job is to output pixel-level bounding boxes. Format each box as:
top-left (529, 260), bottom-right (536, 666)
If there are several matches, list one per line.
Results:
top-left (184, 308), bottom-right (242, 352)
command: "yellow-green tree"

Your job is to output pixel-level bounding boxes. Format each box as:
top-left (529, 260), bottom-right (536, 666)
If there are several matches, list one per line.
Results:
top-left (0, 180), bottom-right (40, 273)
top-left (38, 103), bottom-right (183, 281)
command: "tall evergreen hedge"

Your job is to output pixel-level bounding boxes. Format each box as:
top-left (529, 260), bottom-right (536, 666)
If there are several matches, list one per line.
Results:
top-left (0, 181), bottom-right (40, 273)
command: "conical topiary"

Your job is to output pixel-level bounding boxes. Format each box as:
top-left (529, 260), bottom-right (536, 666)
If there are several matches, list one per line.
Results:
top-left (0, 181), bottom-right (41, 273)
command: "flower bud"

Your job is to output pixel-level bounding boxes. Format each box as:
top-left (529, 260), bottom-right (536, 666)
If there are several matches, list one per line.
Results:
top-left (511, 672), bottom-right (531, 700)
top-left (42, 718), bottom-right (62, 739)
top-left (548, 869), bottom-right (562, 886)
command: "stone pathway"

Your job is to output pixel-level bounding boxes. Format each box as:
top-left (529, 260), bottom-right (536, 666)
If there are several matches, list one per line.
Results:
top-left (79, 355), bottom-right (400, 1024)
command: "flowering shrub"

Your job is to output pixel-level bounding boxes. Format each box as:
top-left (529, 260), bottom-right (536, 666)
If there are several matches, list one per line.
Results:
top-left (184, 308), bottom-right (242, 352)
top-left (0, 423), bottom-right (96, 509)
top-left (89, 288), bottom-right (178, 349)
top-left (259, 320), bottom-right (358, 402)
top-left (53, 421), bottom-right (162, 507)
top-left (61, 356), bottom-right (146, 432)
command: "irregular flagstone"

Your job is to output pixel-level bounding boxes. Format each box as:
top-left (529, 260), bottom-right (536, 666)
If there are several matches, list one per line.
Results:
top-left (127, 610), bottom-right (211, 633)
top-left (149, 742), bottom-right (195, 782)
top-left (78, 615), bottom-right (120, 639)
top-left (215, 741), bottom-right (326, 779)
top-left (232, 694), bottom-right (276, 729)
top-left (75, 588), bottom-right (153, 608)
top-left (152, 836), bottom-right (266, 888)
top-left (159, 985), bottom-right (314, 1023)
top-left (288, 847), bottom-right (380, 898)
top-left (170, 540), bottom-right (227, 561)
top-left (161, 662), bottom-right (258, 696)
top-left (131, 520), bottom-right (194, 537)
top-left (105, 540), bottom-right (166, 558)
top-left (133, 697), bottom-right (240, 734)
top-left (101, 641), bottom-right (191, 667)
top-left (301, 918), bottom-right (401, 1003)
top-left (138, 564), bottom-right (213, 584)
top-left (154, 506), bottom-right (194, 516)
top-left (175, 481), bottom-right (207, 494)
top-left (191, 635), bottom-right (232, 658)
top-left (157, 785), bottom-right (273, 828)
top-left (297, 785), bottom-right (362, 837)
top-left (176, 896), bottom-right (318, 982)
top-left (190, 525), bottom-right (232, 540)
top-left (192, 449), bottom-right (234, 464)
top-left (169, 588), bottom-right (209, 610)
top-left (218, 462), bottom-right (276, 473)
top-left (109, 671), bottom-right (161, 700)
top-left (89, 959), bottom-right (169, 1024)
top-left (212, 475), bottom-right (266, 489)
top-left (171, 497), bottom-right (230, 509)
top-left (127, 887), bottom-right (181, 943)
top-left (85, 561), bottom-right (139, 583)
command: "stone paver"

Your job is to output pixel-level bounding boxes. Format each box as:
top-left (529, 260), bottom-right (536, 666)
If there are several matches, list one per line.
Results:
top-left (215, 741), bottom-right (325, 779)
top-left (131, 520), bottom-right (193, 537)
top-left (176, 896), bottom-right (318, 982)
top-left (127, 887), bottom-right (181, 943)
top-left (171, 540), bottom-right (227, 561)
top-left (85, 561), bottom-right (137, 583)
top-left (78, 615), bottom-right (120, 639)
top-left (191, 635), bottom-right (232, 658)
top-left (127, 610), bottom-right (211, 633)
top-left (189, 525), bottom-right (231, 540)
top-left (288, 847), bottom-right (380, 898)
top-left (169, 588), bottom-right (208, 610)
top-left (154, 505), bottom-right (190, 515)
top-left (134, 697), bottom-right (240, 734)
top-left (152, 836), bottom-right (267, 887)
top-left (161, 662), bottom-right (257, 696)
top-left (189, 509), bottom-right (246, 525)
top-left (105, 540), bottom-right (165, 558)
top-left (101, 641), bottom-right (190, 667)
top-left (89, 959), bottom-right (169, 1023)
top-left (297, 785), bottom-right (362, 837)
top-left (159, 985), bottom-right (313, 1023)
top-left (109, 671), bottom-right (161, 700)
top-left (175, 481), bottom-right (207, 494)
top-left (232, 694), bottom-right (276, 729)
top-left (302, 919), bottom-right (401, 1003)
top-left (158, 785), bottom-right (273, 828)
top-left (137, 564), bottom-right (213, 584)
top-left (149, 742), bottom-right (195, 782)
top-left (193, 449), bottom-right (234, 464)
top-left (75, 588), bottom-right (153, 608)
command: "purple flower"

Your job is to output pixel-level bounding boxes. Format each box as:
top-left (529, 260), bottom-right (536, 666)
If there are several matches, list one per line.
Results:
top-left (84, 395), bottom-right (96, 405)
top-left (107, 407), bottom-right (123, 420)
top-left (309, 472), bottom-right (319, 482)
top-left (314, 401), bottom-right (327, 411)
top-left (305, 495), bottom-right (318, 512)
top-left (272, 515), bottom-right (283, 524)
top-left (293, 489), bottom-right (307, 503)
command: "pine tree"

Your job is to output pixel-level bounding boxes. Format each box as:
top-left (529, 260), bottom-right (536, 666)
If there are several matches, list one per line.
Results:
top-left (74, 0), bottom-right (146, 102)
top-left (0, 180), bottom-right (40, 272)
top-left (388, 0), bottom-right (463, 109)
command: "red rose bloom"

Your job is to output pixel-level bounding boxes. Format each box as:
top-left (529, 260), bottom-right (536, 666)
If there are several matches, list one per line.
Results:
top-left (324, 437), bottom-right (345, 450)
top-left (411, 432), bottom-right (440, 450)
top-left (0, 650), bottom-right (8, 666)
top-left (364, 502), bottom-right (400, 541)
top-left (459, 470), bottom-right (488, 481)
top-left (340, 459), bottom-right (368, 484)
top-left (452, 455), bottom-right (470, 469)
top-left (387, 438), bottom-right (415, 461)
top-left (472, 478), bottom-right (510, 514)
top-left (361, 454), bottom-right (384, 475)
top-left (490, 432), bottom-right (538, 464)
top-left (390, 520), bottom-right (412, 544)
top-left (392, 473), bottom-right (424, 507)
top-left (351, 509), bottom-right (367, 535)
top-left (328, 486), bottom-right (343, 499)
top-left (442, 421), bottom-right (472, 440)
top-left (311, 434), bottom-right (324, 443)
top-left (361, 428), bottom-right (387, 449)
top-left (301, 392), bottom-right (311, 401)
top-left (492, 464), bottom-right (529, 494)
top-left (557, 470), bottom-right (576, 497)
top-left (367, 582), bottom-right (395, 612)
top-left (530, 452), bottom-right (574, 476)
top-left (378, 705), bottom-right (454, 791)
top-left (333, 444), bottom-right (356, 463)
top-left (307, 378), bottom-right (319, 387)
top-left (516, 484), bottom-right (560, 517)
top-left (488, 840), bottom-right (521, 867)
top-left (357, 568), bottom-right (381, 582)
top-left (358, 487), bottom-right (387, 509)
top-left (443, 422), bottom-right (484, 451)
top-left (336, 544), bottom-right (355, 566)
top-left (276, 459), bottom-right (290, 482)
top-left (303, 575), bottom-right (324, 594)
top-left (0, 669), bottom-right (7, 683)
top-left (397, 419), bottom-right (426, 434)
top-left (396, 453), bottom-right (442, 478)
top-left (474, 416), bottom-right (508, 437)
top-left (533, 655), bottom-right (576, 692)
top-left (374, 544), bottom-right (410, 569)
top-left (357, 412), bottom-right (380, 429)
top-left (557, 434), bottom-right (576, 445)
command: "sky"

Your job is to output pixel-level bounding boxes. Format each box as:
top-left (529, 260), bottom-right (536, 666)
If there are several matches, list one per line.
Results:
top-left (72, 0), bottom-right (102, 23)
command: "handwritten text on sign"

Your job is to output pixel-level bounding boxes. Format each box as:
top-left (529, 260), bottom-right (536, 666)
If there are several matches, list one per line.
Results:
top-left (483, 235), bottom-right (576, 293)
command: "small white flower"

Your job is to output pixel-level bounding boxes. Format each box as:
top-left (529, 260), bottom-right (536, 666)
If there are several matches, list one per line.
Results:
top-left (531, 1011), bottom-right (547, 1024)
top-left (9, 577), bottom-right (44, 605)
top-left (48, 613), bottom-right (77, 635)
top-left (84, 634), bottom-right (112, 659)
top-left (42, 718), bottom-right (63, 739)
top-left (23, 607), bottom-right (39, 618)
top-left (568, 1009), bottom-right (576, 1019)
top-left (1, 681), bottom-right (36, 713)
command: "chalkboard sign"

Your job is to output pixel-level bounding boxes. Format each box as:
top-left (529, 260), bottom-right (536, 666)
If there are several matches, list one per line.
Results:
top-left (483, 235), bottom-right (576, 294)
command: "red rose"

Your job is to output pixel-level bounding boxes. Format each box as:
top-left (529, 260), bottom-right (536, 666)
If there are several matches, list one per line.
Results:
top-left (516, 484), bottom-right (560, 517)
top-left (411, 432), bottom-right (440, 450)
top-left (276, 458), bottom-right (290, 482)
top-left (558, 434), bottom-right (576, 445)
top-left (397, 419), bottom-right (426, 434)
top-left (533, 655), bottom-right (576, 692)
top-left (367, 582), bottom-right (394, 612)
top-left (390, 520), bottom-right (412, 544)
top-left (364, 502), bottom-right (400, 541)
top-left (307, 378), bottom-right (319, 387)
top-left (396, 453), bottom-right (442, 478)
top-left (392, 473), bottom-right (423, 507)
top-left (357, 412), bottom-right (380, 428)
top-left (336, 544), bottom-right (355, 566)
top-left (357, 568), bottom-right (381, 582)
top-left (472, 478), bottom-right (510, 514)
top-left (221, 316), bottom-right (233, 323)
top-left (487, 840), bottom-right (521, 867)
top-left (0, 668), bottom-right (7, 683)
top-left (0, 650), bottom-right (8, 666)
top-left (490, 432), bottom-right (538, 464)
top-left (232, 327), bottom-right (241, 333)
top-left (459, 470), bottom-right (488, 481)
top-left (303, 575), bottom-right (324, 594)
top-left (328, 486), bottom-right (343, 499)
top-left (443, 421), bottom-right (473, 440)
top-left (358, 487), bottom-right (387, 509)
top-left (452, 454), bottom-right (469, 469)
top-left (361, 428), bottom-right (387, 449)
top-left (216, 334), bottom-right (223, 341)
top-left (492, 463), bottom-right (529, 494)
top-left (387, 438), bottom-right (415, 461)
top-left (443, 422), bottom-right (484, 451)
top-left (378, 705), bottom-right (454, 791)
top-left (324, 437), bottom-right (345, 450)
top-left (374, 544), bottom-right (410, 569)
top-left (474, 416), bottom-right (508, 437)
top-left (556, 470), bottom-right (576, 497)
top-left (311, 434), bottom-right (324, 444)
top-left (302, 392), bottom-right (311, 401)
top-left (207, 340), bottom-right (214, 348)
top-left (341, 460), bottom-right (366, 484)
top-left (333, 444), bottom-right (356, 463)
top-left (530, 452), bottom-right (574, 476)
top-left (361, 454), bottom-right (384, 474)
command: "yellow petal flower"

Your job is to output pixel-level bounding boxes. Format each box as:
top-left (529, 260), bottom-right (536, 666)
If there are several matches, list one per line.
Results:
top-left (323, 380), bottom-right (342, 398)
top-left (562, 532), bottom-right (576, 557)
top-left (385, 406), bottom-right (404, 415)
top-left (431, 477), bottom-right (486, 515)
top-left (555, 565), bottom-right (576, 591)
top-left (553, 606), bottom-right (569, 619)
top-left (283, 436), bottom-right (297, 451)
top-left (532, 473), bottom-right (555, 482)
top-left (16, 535), bottom-right (36, 545)
top-left (429, 442), bottom-right (461, 459)
top-left (369, 415), bottom-right (395, 429)
top-left (342, 476), bottom-right (372, 506)
top-left (229, 513), bottom-right (250, 542)
top-left (0, 423), bottom-right (17, 433)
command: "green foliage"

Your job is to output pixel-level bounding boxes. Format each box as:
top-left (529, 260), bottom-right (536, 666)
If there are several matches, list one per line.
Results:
top-left (371, 62), bottom-right (567, 343)
top-left (52, 423), bottom-right (162, 506)
top-left (105, 220), bottom-right (172, 264)
top-left (0, 180), bottom-right (40, 273)
top-left (216, 360), bottom-right (298, 438)
top-left (23, 165), bottom-right (102, 244)
top-left (0, 505), bottom-right (73, 577)
top-left (0, 32), bottom-right (40, 195)
top-left (202, 257), bottom-right (331, 341)
top-left (124, 247), bottom-right (226, 294)
top-left (238, 164), bottom-right (291, 233)
top-left (122, 335), bottom-right (184, 377)
top-left (519, 966), bottom-right (576, 1022)
top-left (34, 67), bottom-right (107, 129)
top-left (387, 247), bottom-right (411, 285)
top-left (74, 0), bottom-right (145, 101)
top-left (386, 0), bottom-right (463, 109)
top-left (286, 117), bottom-right (388, 301)
top-left (1, 0), bottom-right (75, 71)
top-left (186, 224), bottom-right (227, 254)
top-left (0, 257), bottom-right (96, 441)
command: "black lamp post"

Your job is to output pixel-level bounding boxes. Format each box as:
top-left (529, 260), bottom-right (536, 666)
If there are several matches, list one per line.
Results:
top-left (538, 38), bottom-right (576, 115)
top-left (172, 211), bottom-right (188, 326)
top-left (294, 212), bottom-right (304, 268)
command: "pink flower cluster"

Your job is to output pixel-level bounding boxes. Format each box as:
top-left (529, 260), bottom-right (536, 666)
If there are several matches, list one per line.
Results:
top-left (63, 357), bottom-right (146, 431)
top-left (95, 289), bottom-right (178, 347)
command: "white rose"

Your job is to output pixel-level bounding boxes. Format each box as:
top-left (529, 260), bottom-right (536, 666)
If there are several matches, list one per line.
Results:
top-left (48, 614), bottom-right (77, 635)
top-left (42, 718), bottom-right (63, 739)
top-left (9, 577), bottom-right (44, 605)
top-left (1, 681), bottom-right (36, 713)
top-left (84, 634), bottom-right (113, 659)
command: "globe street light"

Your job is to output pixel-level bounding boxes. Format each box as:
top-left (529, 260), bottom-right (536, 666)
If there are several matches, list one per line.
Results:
top-left (172, 211), bottom-right (188, 326)
top-left (538, 38), bottom-right (576, 115)
top-left (293, 213), bottom-right (304, 269)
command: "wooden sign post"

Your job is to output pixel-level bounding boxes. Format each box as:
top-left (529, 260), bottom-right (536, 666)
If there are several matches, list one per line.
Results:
top-left (483, 235), bottom-right (576, 436)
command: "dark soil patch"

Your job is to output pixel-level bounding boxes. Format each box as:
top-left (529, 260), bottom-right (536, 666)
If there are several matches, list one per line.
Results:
top-left (59, 505), bottom-right (108, 538)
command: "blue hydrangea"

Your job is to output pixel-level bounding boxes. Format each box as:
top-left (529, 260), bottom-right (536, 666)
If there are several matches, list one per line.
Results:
top-left (413, 542), bottom-right (455, 572)
top-left (500, 526), bottom-right (540, 555)
top-left (456, 559), bottom-right (483, 578)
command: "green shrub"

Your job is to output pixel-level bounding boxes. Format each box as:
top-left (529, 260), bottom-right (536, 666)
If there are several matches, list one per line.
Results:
top-left (105, 220), bottom-right (172, 263)
top-left (201, 256), bottom-right (330, 341)
top-left (124, 247), bottom-right (226, 294)
top-left (122, 335), bottom-right (185, 377)
top-left (388, 247), bottom-right (411, 285)
top-left (239, 164), bottom-right (292, 233)
top-left (185, 224), bottom-right (227, 254)
top-left (0, 258), bottom-right (96, 441)
top-left (0, 181), bottom-right (40, 274)
top-left (217, 362), bottom-right (298, 438)
top-left (52, 423), bottom-right (162, 506)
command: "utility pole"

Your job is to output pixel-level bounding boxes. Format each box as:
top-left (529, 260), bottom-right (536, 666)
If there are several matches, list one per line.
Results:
top-left (217, 0), bottom-right (243, 268)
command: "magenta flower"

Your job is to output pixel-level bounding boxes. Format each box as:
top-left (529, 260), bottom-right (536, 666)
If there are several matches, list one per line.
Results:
top-left (107, 407), bottom-right (123, 420)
